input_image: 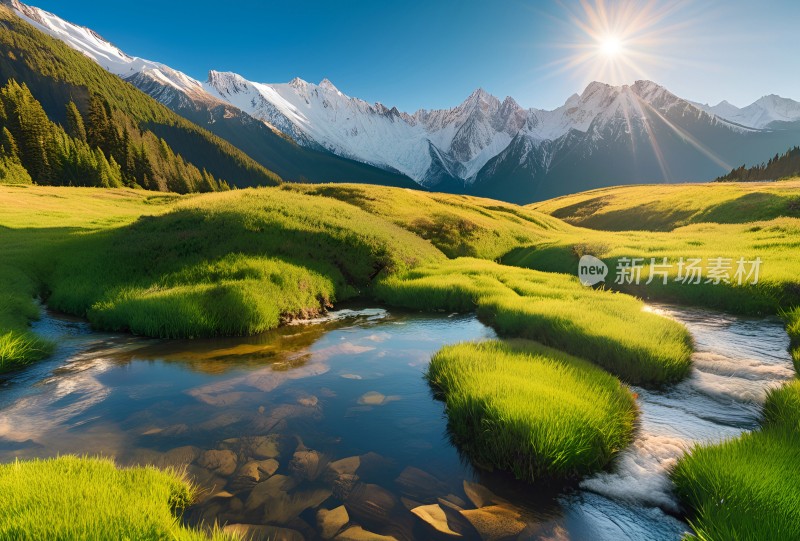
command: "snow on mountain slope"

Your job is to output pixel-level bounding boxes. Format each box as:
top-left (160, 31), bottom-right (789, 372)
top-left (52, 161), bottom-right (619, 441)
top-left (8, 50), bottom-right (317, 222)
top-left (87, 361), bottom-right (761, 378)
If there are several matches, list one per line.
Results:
top-left (206, 74), bottom-right (530, 183)
top-left (206, 71), bottom-right (437, 180)
top-left (8, 0), bottom-right (799, 191)
top-left (8, 0), bottom-right (219, 105)
top-left (696, 95), bottom-right (800, 129)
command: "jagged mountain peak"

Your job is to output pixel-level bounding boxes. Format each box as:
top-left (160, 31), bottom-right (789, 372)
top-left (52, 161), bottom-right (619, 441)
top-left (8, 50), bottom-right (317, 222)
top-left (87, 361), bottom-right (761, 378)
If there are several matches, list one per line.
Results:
top-left (318, 78), bottom-right (340, 93)
top-left (10, 0), bottom-right (800, 200)
top-left (288, 76), bottom-right (310, 90)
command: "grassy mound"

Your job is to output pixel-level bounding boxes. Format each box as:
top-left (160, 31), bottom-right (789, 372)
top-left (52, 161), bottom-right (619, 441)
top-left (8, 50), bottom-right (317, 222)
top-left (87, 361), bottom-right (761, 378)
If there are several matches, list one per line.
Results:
top-left (427, 340), bottom-right (637, 481)
top-left (0, 456), bottom-right (231, 540)
top-left (671, 426), bottom-right (800, 541)
top-left (285, 183), bottom-right (568, 259)
top-left (376, 258), bottom-right (692, 386)
top-left (0, 187), bottom-right (177, 371)
top-left (504, 217), bottom-right (800, 314)
top-left (0, 264), bottom-right (51, 372)
top-left (764, 380), bottom-right (800, 432)
top-left (786, 306), bottom-right (800, 372)
top-left (531, 180), bottom-right (800, 231)
top-left (43, 188), bottom-right (443, 338)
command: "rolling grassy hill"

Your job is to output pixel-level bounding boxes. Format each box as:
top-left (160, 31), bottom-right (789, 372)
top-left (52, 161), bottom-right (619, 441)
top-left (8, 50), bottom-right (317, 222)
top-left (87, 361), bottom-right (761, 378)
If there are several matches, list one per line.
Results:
top-left (1, 180), bottom-right (799, 538)
top-left (285, 183), bottom-right (569, 259)
top-left (529, 179), bottom-right (800, 231)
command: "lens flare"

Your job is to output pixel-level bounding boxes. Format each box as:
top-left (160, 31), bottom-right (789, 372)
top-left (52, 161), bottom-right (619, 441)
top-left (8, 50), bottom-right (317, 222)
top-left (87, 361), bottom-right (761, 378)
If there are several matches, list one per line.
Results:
top-left (599, 35), bottom-right (623, 58)
top-left (537, 0), bottom-right (731, 182)
top-left (547, 0), bottom-right (708, 86)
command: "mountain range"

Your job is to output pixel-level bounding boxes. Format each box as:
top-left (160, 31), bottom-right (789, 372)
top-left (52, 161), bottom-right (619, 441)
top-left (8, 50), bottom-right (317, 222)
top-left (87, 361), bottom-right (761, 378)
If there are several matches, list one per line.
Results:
top-left (7, 0), bottom-right (800, 202)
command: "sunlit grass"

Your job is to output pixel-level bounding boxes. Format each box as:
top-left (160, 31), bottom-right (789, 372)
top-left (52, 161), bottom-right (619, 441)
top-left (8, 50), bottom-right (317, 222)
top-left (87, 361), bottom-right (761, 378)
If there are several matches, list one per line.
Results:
top-left (504, 217), bottom-right (800, 314)
top-left (0, 186), bottom-right (178, 371)
top-left (376, 258), bottom-right (692, 386)
top-left (0, 330), bottom-right (51, 373)
top-left (428, 340), bottom-right (637, 481)
top-left (531, 180), bottom-right (800, 539)
top-left (785, 306), bottom-right (800, 372)
top-left (39, 188), bottom-right (443, 339)
top-left (284, 183), bottom-right (568, 259)
top-left (764, 380), bottom-right (800, 433)
top-left (531, 180), bottom-right (800, 231)
top-left (0, 456), bottom-right (234, 540)
top-left (671, 426), bottom-right (800, 541)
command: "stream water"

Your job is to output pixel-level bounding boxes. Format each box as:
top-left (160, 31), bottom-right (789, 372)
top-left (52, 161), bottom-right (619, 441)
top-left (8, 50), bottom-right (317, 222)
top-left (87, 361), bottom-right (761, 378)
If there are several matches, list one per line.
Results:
top-left (0, 304), bottom-right (793, 540)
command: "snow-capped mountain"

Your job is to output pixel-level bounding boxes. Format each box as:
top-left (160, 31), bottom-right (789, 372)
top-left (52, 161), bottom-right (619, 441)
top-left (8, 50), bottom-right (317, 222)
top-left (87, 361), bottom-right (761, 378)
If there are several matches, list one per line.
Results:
top-left (7, 0), bottom-right (217, 108)
top-left (205, 73), bottom-right (529, 185)
top-left (5, 0), bottom-right (421, 188)
top-left (695, 95), bottom-right (800, 129)
top-left (8, 0), bottom-right (800, 202)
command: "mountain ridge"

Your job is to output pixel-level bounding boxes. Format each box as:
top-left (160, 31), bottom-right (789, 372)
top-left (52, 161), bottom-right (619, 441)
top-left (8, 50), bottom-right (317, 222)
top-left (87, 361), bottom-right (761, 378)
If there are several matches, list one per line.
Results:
top-left (6, 0), bottom-right (800, 202)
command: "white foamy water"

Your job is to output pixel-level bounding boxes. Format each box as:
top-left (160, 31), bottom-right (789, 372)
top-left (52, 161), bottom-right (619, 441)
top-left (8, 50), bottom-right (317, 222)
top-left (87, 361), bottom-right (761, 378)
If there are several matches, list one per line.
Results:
top-left (565, 304), bottom-right (794, 540)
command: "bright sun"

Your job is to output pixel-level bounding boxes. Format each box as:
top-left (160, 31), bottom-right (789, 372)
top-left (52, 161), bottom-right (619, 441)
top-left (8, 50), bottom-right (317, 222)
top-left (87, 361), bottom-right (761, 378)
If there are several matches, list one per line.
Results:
top-left (550, 0), bottom-right (698, 85)
top-left (599, 35), bottom-right (622, 58)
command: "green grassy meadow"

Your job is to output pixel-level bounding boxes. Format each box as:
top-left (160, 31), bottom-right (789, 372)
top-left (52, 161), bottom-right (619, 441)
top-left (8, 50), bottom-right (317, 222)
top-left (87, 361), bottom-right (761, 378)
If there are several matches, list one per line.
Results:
top-left (43, 188), bottom-right (441, 339)
top-left (375, 258), bottom-right (692, 386)
top-left (2, 179), bottom-right (800, 539)
top-left (531, 179), bottom-right (800, 231)
top-left (427, 340), bottom-right (637, 481)
top-left (0, 456), bottom-right (233, 541)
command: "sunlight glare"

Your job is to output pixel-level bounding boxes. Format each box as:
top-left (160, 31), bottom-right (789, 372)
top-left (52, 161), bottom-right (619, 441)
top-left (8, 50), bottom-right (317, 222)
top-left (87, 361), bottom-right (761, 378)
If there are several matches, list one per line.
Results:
top-left (599, 35), bottom-right (622, 58)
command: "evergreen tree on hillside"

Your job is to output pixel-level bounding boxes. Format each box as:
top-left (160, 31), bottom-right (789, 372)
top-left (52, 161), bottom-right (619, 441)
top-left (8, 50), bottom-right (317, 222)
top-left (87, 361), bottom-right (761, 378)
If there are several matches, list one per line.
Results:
top-left (0, 80), bottom-right (52, 182)
top-left (0, 78), bottom-right (230, 192)
top-left (718, 146), bottom-right (800, 182)
top-left (65, 101), bottom-right (86, 142)
top-left (0, 126), bottom-right (30, 184)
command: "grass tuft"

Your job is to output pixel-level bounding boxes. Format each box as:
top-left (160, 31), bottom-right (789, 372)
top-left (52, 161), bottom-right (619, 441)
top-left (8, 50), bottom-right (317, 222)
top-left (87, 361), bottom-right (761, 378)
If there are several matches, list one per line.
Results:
top-left (671, 426), bottom-right (800, 541)
top-left (427, 340), bottom-right (637, 481)
top-left (0, 456), bottom-right (234, 540)
top-left (0, 329), bottom-right (52, 373)
top-left (376, 258), bottom-right (693, 386)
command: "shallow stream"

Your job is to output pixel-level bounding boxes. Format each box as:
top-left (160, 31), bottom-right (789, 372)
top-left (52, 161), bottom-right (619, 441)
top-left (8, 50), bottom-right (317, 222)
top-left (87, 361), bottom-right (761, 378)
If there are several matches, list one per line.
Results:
top-left (0, 304), bottom-right (793, 540)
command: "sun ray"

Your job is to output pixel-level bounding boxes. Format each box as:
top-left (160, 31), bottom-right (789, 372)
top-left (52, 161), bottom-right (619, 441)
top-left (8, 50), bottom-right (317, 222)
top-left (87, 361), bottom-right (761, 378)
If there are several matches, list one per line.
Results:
top-left (547, 0), bottom-right (712, 86)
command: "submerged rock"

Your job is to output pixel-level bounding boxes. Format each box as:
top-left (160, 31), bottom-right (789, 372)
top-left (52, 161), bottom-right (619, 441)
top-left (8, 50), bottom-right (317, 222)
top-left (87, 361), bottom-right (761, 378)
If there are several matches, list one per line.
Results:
top-left (157, 445), bottom-right (202, 469)
top-left (357, 391), bottom-right (401, 406)
top-left (317, 505), bottom-right (350, 539)
top-left (462, 480), bottom-right (507, 509)
top-left (224, 434), bottom-right (281, 460)
top-left (344, 483), bottom-right (400, 531)
top-left (459, 505), bottom-right (525, 541)
top-left (394, 466), bottom-right (447, 503)
top-left (331, 473), bottom-right (359, 501)
top-left (252, 404), bottom-right (323, 432)
top-left (198, 449), bottom-right (237, 476)
top-left (334, 525), bottom-right (397, 541)
top-left (357, 452), bottom-right (393, 479)
top-left (263, 487), bottom-right (333, 525)
top-left (246, 474), bottom-right (296, 512)
top-left (326, 456), bottom-right (361, 477)
top-left (246, 473), bottom-right (332, 525)
top-left (410, 504), bottom-right (462, 537)
top-left (198, 412), bottom-right (247, 431)
top-left (297, 394), bottom-right (319, 407)
top-left (141, 423), bottom-right (189, 436)
top-left (289, 449), bottom-right (328, 481)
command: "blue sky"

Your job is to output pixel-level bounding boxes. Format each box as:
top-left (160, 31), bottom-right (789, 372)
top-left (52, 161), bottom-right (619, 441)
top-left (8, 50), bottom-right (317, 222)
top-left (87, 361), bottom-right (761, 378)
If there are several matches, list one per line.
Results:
top-left (30, 0), bottom-right (800, 112)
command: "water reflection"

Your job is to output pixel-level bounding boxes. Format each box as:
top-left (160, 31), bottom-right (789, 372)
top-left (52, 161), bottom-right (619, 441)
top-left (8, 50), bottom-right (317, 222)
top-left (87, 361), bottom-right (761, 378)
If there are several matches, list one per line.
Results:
top-left (0, 304), bottom-right (793, 540)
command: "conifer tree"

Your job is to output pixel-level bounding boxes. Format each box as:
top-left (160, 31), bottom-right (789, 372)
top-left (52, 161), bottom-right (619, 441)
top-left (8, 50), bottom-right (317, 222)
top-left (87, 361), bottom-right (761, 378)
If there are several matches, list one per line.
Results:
top-left (65, 101), bottom-right (87, 142)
